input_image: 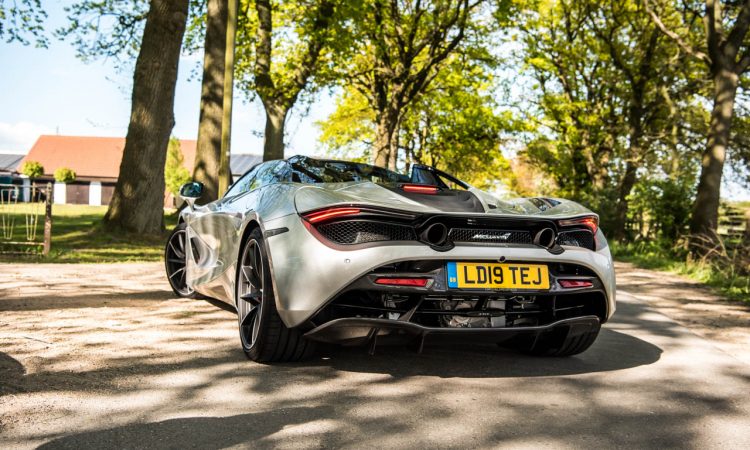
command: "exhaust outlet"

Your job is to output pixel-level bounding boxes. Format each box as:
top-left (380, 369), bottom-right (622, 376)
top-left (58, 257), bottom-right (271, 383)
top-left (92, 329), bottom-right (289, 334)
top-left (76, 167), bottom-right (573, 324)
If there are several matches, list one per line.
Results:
top-left (421, 223), bottom-right (448, 246)
top-left (533, 228), bottom-right (556, 249)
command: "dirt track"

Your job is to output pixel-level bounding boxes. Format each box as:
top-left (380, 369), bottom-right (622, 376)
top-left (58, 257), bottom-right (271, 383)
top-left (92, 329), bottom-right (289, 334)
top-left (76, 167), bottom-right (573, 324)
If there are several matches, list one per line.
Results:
top-left (1, 261), bottom-right (749, 449)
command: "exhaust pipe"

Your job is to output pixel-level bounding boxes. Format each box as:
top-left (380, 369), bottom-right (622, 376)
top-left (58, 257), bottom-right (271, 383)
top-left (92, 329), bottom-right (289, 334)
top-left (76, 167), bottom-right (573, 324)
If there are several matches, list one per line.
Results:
top-left (534, 227), bottom-right (564, 254)
top-left (533, 228), bottom-right (556, 249)
top-left (421, 223), bottom-right (448, 246)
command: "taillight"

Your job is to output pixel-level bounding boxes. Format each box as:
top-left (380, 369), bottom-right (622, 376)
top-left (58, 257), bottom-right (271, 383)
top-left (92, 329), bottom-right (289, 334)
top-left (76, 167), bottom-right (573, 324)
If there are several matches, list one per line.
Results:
top-left (303, 207), bottom-right (361, 224)
top-left (374, 277), bottom-right (430, 287)
top-left (558, 216), bottom-right (598, 234)
top-left (558, 279), bottom-right (593, 289)
top-left (401, 184), bottom-right (439, 194)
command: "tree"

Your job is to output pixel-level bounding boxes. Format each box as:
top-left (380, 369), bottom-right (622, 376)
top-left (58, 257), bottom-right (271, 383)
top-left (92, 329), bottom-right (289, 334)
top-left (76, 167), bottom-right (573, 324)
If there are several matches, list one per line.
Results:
top-left (0, 0), bottom-right (48, 47)
top-left (646, 0), bottom-right (750, 244)
top-left (58, 0), bottom-right (150, 66)
top-left (53, 167), bottom-right (76, 183)
top-left (164, 138), bottom-right (191, 197)
top-left (335, 0), bottom-right (494, 169)
top-left (192, 0), bottom-right (235, 203)
top-left (102, 0), bottom-right (190, 234)
top-left (234, 0), bottom-right (339, 161)
top-left (521, 0), bottom-right (704, 236)
top-left (20, 161), bottom-right (43, 179)
top-left (319, 54), bottom-right (516, 188)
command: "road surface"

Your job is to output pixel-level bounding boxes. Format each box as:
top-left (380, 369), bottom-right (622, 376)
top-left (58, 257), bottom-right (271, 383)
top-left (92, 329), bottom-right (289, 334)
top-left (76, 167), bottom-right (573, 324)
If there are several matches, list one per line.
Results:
top-left (1, 261), bottom-right (748, 449)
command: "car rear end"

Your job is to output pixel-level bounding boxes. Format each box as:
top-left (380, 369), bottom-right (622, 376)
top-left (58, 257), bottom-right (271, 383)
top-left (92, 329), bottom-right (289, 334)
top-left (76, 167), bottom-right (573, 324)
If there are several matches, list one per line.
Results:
top-left (261, 185), bottom-right (615, 354)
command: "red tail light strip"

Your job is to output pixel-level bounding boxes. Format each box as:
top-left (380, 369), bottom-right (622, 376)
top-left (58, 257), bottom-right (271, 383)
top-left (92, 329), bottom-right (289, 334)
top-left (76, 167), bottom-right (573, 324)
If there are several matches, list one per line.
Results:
top-left (558, 279), bottom-right (594, 289)
top-left (401, 184), bottom-right (439, 194)
top-left (558, 216), bottom-right (599, 234)
top-left (374, 277), bottom-right (430, 287)
top-left (304, 207), bottom-right (361, 224)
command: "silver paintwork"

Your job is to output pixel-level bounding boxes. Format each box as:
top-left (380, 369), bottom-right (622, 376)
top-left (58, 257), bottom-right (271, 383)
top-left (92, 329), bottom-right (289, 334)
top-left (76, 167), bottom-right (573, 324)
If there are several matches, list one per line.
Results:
top-left (181, 174), bottom-right (616, 328)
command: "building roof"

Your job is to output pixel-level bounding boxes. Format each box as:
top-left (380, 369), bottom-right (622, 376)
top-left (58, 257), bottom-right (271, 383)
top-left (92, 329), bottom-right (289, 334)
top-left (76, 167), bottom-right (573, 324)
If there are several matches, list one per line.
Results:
top-left (18, 135), bottom-right (264, 181)
top-left (0, 154), bottom-right (24, 173)
top-left (19, 135), bottom-right (197, 180)
top-left (230, 153), bottom-right (263, 176)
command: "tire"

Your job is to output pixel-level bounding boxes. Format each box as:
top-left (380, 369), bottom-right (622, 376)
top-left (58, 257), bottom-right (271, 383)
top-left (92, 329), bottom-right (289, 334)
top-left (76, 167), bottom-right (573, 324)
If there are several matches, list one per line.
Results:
top-left (520, 321), bottom-right (601, 357)
top-left (165, 223), bottom-right (199, 298)
top-left (236, 227), bottom-right (316, 362)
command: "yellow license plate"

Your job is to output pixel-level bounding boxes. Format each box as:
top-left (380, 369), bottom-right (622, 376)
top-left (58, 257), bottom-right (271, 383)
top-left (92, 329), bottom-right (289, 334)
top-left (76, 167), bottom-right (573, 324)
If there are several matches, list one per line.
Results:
top-left (447, 262), bottom-right (550, 289)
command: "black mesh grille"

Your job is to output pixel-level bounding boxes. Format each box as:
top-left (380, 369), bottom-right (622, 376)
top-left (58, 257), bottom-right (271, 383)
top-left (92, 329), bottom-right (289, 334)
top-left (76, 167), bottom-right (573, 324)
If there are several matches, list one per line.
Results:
top-left (557, 230), bottom-right (595, 249)
top-left (448, 228), bottom-right (532, 244)
top-left (317, 221), bottom-right (417, 244)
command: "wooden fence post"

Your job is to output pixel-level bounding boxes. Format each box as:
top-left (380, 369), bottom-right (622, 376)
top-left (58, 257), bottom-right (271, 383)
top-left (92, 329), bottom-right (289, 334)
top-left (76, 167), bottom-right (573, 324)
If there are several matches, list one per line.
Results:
top-left (43, 182), bottom-right (52, 256)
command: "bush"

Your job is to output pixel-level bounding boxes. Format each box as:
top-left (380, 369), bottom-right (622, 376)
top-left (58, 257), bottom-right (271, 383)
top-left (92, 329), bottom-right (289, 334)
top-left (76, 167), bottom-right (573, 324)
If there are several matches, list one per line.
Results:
top-left (54, 167), bottom-right (77, 183)
top-left (20, 161), bottom-right (44, 179)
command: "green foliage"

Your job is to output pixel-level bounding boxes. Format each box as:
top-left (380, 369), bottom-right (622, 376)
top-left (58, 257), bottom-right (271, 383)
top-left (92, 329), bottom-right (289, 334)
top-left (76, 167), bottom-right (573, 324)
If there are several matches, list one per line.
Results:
top-left (517, 0), bottom-right (707, 237)
top-left (0, 0), bottom-right (48, 47)
top-left (611, 239), bottom-right (750, 304)
top-left (20, 160), bottom-right (43, 179)
top-left (164, 138), bottom-right (191, 196)
top-left (54, 167), bottom-right (77, 183)
top-left (318, 54), bottom-right (518, 189)
top-left (57, 0), bottom-right (149, 65)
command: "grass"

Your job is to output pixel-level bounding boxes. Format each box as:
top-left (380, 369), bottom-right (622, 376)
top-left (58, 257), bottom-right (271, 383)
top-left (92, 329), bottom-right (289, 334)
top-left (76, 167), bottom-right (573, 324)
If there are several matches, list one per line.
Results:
top-left (0, 204), bottom-right (177, 263)
top-left (611, 240), bottom-right (750, 304)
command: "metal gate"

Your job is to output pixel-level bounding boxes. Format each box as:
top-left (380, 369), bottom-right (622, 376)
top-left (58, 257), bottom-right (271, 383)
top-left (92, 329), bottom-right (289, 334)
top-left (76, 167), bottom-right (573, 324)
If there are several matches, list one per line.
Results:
top-left (0, 183), bottom-right (52, 256)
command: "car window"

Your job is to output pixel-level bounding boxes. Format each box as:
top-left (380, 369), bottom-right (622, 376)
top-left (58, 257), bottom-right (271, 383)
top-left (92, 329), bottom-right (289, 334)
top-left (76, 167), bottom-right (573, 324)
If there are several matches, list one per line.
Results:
top-left (249, 161), bottom-right (290, 191)
top-left (224, 164), bottom-right (261, 198)
top-left (289, 157), bottom-right (410, 184)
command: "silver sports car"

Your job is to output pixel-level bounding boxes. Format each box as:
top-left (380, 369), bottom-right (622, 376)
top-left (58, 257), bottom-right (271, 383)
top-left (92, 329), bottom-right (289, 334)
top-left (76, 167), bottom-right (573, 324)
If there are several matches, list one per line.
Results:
top-left (165, 155), bottom-right (615, 362)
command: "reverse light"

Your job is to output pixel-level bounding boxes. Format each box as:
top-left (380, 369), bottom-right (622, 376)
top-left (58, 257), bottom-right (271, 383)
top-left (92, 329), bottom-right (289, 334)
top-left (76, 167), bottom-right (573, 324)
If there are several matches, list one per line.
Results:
top-left (559, 279), bottom-right (594, 289)
top-left (374, 277), bottom-right (430, 287)
top-left (558, 216), bottom-right (599, 234)
top-left (303, 207), bottom-right (361, 224)
top-left (401, 184), bottom-right (439, 194)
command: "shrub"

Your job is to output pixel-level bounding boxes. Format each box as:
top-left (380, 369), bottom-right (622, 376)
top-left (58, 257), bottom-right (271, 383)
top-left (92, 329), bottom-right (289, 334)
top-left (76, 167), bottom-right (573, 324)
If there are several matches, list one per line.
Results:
top-left (20, 161), bottom-right (44, 179)
top-left (54, 167), bottom-right (77, 183)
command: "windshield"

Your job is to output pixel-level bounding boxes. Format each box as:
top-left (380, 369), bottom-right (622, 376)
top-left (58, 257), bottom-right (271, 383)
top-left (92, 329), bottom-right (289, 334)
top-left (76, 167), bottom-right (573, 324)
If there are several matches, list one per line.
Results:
top-left (290, 157), bottom-right (410, 184)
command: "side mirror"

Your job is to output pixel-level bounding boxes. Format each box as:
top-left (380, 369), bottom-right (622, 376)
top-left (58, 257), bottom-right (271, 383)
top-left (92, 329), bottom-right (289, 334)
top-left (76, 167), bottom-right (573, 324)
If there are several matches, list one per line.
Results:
top-left (179, 181), bottom-right (204, 210)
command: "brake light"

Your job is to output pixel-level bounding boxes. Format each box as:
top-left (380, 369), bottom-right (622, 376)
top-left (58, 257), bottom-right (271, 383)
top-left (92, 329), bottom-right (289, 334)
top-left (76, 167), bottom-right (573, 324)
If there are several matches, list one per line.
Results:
top-left (303, 207), bottom-right (361, 224)
top-left (559, 279), bottom-right (593, 289)
top-left (401, 184), bottom-right (439, 194)
top-left (374, 277), bottom-right (430, 287)
top-left (558, 216), bottom-right (598, 234)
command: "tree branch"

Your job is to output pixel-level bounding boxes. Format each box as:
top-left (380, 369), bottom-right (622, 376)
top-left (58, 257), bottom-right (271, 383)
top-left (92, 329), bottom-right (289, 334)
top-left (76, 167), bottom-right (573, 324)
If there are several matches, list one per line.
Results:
top-left (644, 0), bottom-right (710, 65)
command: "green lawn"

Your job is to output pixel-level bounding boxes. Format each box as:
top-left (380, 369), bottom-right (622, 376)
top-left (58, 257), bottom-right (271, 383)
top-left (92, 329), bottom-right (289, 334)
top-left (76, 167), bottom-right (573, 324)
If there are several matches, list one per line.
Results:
top-left (0, 204), bottom-right (177, 263)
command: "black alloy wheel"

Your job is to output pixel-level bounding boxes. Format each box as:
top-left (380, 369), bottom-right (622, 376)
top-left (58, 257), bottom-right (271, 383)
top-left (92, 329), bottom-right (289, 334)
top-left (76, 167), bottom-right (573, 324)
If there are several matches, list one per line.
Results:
top-left (236, 228), bottom-right (315, 362)
top-left (165, 223), bottom-right (197, 298)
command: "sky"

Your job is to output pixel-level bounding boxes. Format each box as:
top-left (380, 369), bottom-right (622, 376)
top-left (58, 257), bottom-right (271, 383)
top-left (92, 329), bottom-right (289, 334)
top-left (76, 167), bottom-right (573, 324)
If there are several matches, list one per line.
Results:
top-left (0, 2), bottom-right (747, 200)
top-left (0, 2), bottom-right (334, 157)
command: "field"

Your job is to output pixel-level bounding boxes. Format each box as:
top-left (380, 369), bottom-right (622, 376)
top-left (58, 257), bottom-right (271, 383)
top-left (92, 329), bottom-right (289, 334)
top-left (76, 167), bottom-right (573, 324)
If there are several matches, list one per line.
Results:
top-left (0, 204), bottom-right (177, 263)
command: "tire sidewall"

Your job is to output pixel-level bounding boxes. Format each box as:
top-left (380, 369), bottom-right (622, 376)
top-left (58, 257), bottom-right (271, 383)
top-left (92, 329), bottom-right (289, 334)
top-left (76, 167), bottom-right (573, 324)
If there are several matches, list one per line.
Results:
top-left (237, 228), bottom-right (276, 359)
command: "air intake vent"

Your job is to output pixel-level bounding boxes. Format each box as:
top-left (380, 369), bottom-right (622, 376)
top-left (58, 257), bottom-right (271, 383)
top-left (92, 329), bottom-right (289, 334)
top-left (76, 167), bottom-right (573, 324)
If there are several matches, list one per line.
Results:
top-left (317, 221), bottom-right (417, 245)
top-left (557, 230), bottom-right (595, 250)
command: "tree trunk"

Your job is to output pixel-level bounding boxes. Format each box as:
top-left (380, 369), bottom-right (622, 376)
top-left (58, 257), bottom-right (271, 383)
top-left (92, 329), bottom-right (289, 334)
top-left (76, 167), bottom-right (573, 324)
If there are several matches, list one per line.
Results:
top-left (612, 161), bottom-right (638, 240)
top-left (374, 106), bottom-right (398, 168)
top-left (103, 0), bottom-right (189, 234)
top-left (690, 69), bottom-right (738, 242)
top-left (193, 0), bottom-right (229, 203)
top-left (262, 102), bottom-right (288, 161)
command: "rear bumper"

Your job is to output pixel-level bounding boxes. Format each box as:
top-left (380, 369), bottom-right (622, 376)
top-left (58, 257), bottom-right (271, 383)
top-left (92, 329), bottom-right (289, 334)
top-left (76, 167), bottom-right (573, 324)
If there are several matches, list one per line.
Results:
top-left (304, 315), bottom-right (601, 347)
top-left (263, 213), bottom-right (616, 328)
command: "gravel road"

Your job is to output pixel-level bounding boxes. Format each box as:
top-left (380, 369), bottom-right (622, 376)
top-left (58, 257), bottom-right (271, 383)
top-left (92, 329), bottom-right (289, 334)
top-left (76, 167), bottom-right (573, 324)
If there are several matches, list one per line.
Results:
top-left (1, 261), bottom-right (749, 449)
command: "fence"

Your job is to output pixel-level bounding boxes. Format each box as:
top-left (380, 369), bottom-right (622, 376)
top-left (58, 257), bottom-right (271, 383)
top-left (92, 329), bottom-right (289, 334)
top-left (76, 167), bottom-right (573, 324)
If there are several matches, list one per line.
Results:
top-left (0, 183), bottom-right (52, 256)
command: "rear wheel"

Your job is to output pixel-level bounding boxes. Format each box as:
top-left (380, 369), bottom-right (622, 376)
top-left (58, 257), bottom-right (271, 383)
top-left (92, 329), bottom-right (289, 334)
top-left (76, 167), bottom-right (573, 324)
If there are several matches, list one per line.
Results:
top-left (237, 228), bottom-right (315, 362)
top-left (165, 223), bottom-right (198, 298)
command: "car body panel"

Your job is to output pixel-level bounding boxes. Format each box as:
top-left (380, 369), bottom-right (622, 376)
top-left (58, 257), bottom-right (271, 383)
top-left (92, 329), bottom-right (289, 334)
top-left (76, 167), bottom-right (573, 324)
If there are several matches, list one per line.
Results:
top-left (179, 157), bottom-right (616, 336)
